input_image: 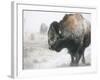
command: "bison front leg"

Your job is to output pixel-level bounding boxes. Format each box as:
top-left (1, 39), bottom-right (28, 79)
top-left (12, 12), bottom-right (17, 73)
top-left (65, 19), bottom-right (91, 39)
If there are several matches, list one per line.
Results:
top-left (70, 54), bottom-right (75, 66)
top-left (70, 52), bottom-right (81, 66)
top-left (74, 48), bottom-right (85, 65)
top-left (74, 53), bottom-right (82, 65)
top-left (82, 52), bottom-right (85, 64)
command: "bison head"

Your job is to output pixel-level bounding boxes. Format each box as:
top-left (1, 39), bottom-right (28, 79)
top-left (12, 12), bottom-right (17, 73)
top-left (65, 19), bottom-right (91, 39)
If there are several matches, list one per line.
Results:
top-left (48, 13), bottom-right (85, 52)
top-left (48, 21), bottom-right (64, 51)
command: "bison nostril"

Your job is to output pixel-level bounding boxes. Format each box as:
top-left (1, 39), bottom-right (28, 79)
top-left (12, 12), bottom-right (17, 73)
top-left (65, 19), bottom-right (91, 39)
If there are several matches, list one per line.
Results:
top-left (49, 45), bottom-right (53, 50)
top-left (49, 46), bottom-right (51, 49)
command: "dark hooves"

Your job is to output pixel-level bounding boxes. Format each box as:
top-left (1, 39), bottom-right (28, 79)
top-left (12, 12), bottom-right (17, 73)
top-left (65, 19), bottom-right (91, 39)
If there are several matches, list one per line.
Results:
top-left (70, 63), bottom-right (79, 66)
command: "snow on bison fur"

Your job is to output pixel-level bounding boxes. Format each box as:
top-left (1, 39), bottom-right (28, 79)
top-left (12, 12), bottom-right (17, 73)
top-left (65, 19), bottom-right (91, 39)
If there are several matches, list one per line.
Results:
top-left (48, 13), bottom-right (91, 66)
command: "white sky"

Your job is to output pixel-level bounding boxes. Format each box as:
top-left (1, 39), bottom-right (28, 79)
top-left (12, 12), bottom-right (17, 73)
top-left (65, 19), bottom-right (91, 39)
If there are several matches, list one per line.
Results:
top-left (24, 11), bottom-right (91, 33)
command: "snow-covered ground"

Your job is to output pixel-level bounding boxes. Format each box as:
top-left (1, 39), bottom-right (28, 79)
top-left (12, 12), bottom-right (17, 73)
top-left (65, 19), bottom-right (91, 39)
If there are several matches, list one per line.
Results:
top-left (23, 32), bottom-right (91, 69)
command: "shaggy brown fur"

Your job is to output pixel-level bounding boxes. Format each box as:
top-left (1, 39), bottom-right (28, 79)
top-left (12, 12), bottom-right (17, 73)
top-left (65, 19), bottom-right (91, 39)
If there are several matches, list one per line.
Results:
top-left (48, 13), bottom-right (91, 66)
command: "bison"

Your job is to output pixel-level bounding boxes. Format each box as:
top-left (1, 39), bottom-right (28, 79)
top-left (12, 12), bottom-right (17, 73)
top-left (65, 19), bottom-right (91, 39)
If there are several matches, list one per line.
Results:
top-left (48, 13), bottom-right (91, 66)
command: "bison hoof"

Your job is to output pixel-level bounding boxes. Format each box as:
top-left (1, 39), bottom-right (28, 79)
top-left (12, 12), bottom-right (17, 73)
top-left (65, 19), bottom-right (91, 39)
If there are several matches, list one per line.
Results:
top-left (70, 63), bottom-right (79, 66)
top-left (82, 59), bottom-right (85, 64)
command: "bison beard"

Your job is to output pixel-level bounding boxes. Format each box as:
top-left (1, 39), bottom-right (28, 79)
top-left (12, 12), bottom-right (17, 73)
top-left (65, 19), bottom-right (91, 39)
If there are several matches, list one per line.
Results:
top-left (48, 13), bottom-right (91, 66)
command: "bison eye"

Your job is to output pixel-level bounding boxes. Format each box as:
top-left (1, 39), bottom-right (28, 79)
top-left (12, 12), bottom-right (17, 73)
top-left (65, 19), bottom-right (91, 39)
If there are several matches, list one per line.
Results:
top-left (57, 37), bottom-right (59, 40)
top-left (51, 37), bottom-right (54, 41)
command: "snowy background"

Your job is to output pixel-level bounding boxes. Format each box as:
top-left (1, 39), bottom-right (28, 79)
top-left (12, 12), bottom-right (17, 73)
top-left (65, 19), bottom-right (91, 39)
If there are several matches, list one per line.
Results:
top-left (23, 11), bottom-right (91, 69)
